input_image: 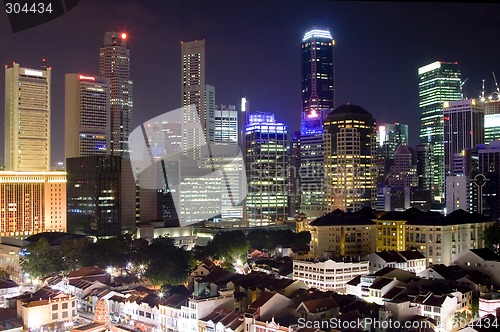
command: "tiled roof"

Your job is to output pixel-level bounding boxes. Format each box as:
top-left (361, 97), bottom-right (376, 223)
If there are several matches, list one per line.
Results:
top-left (309, 210), bottom-right (376, 227)
top-left (346, 275), bottom-right (361, 286)
top-left (248, 292), bottom-right (275, 310)
top-left (0, 279), bottom-right (18, 290)
top-left (302, 297), bottom-right (338, 313)
top-left (470, 248), bottom-right (500, 261)
top-left (375, 251), bottom-right (406, 263)
top-left (67, 266), bottom-right (107, 278)
top-left (370, 277), bottom-right (394, 290)
top-left (382, 286), bottom-right (406, 300)
top-left (405, 209), bottom-right (492, 226)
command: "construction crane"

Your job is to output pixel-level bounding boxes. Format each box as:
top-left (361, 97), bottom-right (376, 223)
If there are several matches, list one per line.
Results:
top-left (492, 72), bottom-right (500, 100)
top-left (460, 78), bottom-right (468, 99)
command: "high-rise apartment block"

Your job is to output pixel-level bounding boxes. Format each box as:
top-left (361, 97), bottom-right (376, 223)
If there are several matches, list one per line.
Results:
top-left (99, 32), bottom-right (133, 158)
top-left (65, 74), bottom-right (110, 159)
top-left (4, 63), bottom-right (51, 171)
top-left (300, 28), bottom-right (335, 216)
top-left (418, 61), bottom-right (462, 203)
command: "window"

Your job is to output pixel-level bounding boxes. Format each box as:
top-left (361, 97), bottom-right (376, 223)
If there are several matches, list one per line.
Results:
top-left (62, 303), bottom-right (68, 309)
top-left (62, 311), bottom-right (68, 318)
top-left (52, 304), bottom-right (58, 311)
top-left (52, 313), bottom-right (58, 320)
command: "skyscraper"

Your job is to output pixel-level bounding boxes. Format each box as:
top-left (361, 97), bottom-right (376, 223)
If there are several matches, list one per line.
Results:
top-left (245, 112), bottom-right (288, 226)
top-left (99, 32), bottom-right (133, 158)
top-left (376, 123), bottom-right (408, 186)
top-left (300, 28), bottom-right (335, 216)
top-left (443, 99), bottom-right (484, 177)
top-left (377, 123), bottom-right (409, 160)
top-left (2, 62), bottom-right (67, 237)
top-left (324, 104), bottom-right (377, 212)
top-left (214, 104), bottom-right (238, 145)
top-left (181, 40), bottom-right (209, 160)
top-left (418, 61), bottom-right (462, 203)
top-left (4, 63), bottom-right (51, 171)
top-left (65, 74), bottom-right (110, 159)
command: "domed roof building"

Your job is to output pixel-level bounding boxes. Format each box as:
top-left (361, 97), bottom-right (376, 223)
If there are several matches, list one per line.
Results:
top-left (323, 104), bottom-right (377, 212)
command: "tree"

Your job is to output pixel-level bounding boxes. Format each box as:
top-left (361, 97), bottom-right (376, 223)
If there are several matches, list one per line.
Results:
top-left (142, 236), bottom-right (192, 286)
top-left (20, 238), bottom-right (63, 278)
top-left (483, 224), bottom-right (500, 254)
top-left (60, 238), bottom-right (93, 272)
top-left (204, 231), bottom-right (250, 265)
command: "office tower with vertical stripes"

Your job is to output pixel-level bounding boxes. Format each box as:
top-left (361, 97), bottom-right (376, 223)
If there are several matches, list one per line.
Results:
top-left (418, 61), bottom-right (462, 203)
top-left (65, 73), bottom-right (110, 159)
top-left (5, 63), bottom-right (51, 171)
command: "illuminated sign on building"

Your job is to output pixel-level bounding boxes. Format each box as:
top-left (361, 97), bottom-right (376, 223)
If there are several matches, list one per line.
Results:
top-left (24, 69), bottom-right (43, 77)
top-left (79, 75), bottom-right (96, 81)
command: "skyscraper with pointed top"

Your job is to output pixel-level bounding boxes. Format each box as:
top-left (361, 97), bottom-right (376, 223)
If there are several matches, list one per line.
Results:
top-left (99, 31), bottom-right (133, 158)
top-left (299, 28), bottom-right (335, 216)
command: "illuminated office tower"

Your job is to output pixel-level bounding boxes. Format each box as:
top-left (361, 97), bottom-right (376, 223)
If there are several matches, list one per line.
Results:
top-left (4, 63), bottom-right (51, 171)
top-left (418, 61), bottom-right (462, 202)
top-left (65, 74), bottom-right (110, 159)
top-left (300, 28), bottom-right (335, 216)
top-left (443, 99), bottom-right (484, 177)
top-left (245, 113), bottom-right (288, 226)
top-left (214, 104), bottom-right (238, 145)
top-left (181, 40), bottom-right (218, 159)
top-left (99, 32), bottom-right (133, 158)
top-left (324, 104), bottom-right (377, 212)
top-left (483, 99), bottom-right (500, 143)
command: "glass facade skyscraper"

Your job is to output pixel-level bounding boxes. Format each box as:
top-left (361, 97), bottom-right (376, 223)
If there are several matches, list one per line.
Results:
top-left (300, 28), bottom-right (335, 216)
top-left (418, 61), bottom-right (462, 203)
top-left (245, 113), bottom-right (288, 226)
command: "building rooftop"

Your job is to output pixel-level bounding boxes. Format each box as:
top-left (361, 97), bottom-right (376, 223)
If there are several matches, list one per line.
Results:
top-left (470, 248), bottom-right (500, 261)
top-left (68, 266), bottom-right (107, 279)
top-left (406, 209), bottom-right (492, 226)
top-left (309, 209), bottom-right (376, 227)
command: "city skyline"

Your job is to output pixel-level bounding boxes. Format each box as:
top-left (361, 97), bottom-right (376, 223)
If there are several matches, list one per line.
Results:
top-left (1, 1), bottom-right (500, 164)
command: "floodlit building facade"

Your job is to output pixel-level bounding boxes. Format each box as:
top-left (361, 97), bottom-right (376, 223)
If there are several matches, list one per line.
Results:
top-left (324, 104), bottom-right (377, 212)
top-left (65, 73), bottom-right (110, 159)
top-left (293, 259), bottom-right (369, 292)
top-left (4, 63), bottom-right (51, 172)
top-left (0, 172), bottom-right (66, 238)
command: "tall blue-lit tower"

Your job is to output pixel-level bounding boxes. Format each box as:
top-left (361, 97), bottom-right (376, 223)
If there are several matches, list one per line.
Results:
top-left (300, 28), bottom-right (335, 216)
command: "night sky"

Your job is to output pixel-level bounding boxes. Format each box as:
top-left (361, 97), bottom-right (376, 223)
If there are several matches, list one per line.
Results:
top-left (1, 0), bottom-right (500, 165)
